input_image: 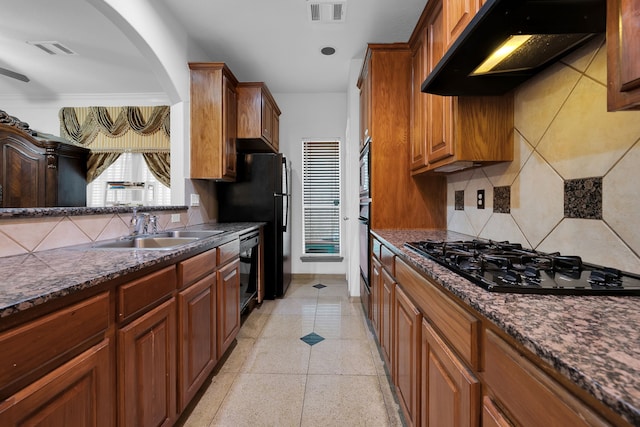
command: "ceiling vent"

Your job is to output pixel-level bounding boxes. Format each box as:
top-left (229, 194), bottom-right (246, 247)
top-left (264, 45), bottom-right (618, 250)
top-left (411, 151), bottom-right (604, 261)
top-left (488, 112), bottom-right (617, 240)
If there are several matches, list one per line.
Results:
top-left (308, 1), bottom-right (346, 23)
top-left (27, 41), bottom-right (77, 55)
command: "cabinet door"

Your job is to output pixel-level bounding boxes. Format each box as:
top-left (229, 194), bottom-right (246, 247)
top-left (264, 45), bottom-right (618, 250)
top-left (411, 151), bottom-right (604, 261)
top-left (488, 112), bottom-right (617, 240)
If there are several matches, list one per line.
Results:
top-left (394, 285), bottom-right (421, 427)
top-left (0, 339), bottom-right (113, 427)
top-left (177, 273), bottom-right (217, 412)
top-left (410, 29), bottom-right (428, 171)
top-left (262, 96), bottom-right (273, 143)
top-left (119, 298), bottom-right (177, 427)
top-left (370, 256), bottom-right (382, 337)
top-left (482, 395), bottom-right (513, 427)
top-left (271, 110), bottom-right (280, 152)
top-left (380, 267), bottom-right (395, 370)
top-left (607, 0), bottom-right (640, 111)
top-left (217, 259), bottom-right (241, 359)
top-left (0, 139), bottom-right (46, 207)
top-left (422, 319), bottom-right (480, 427)
top-left (444, 0), bottom-right (480, 48)
top-left (222, 74), bottom-right (238, 180)
top-left (426, 3), bottom-right (455, 164)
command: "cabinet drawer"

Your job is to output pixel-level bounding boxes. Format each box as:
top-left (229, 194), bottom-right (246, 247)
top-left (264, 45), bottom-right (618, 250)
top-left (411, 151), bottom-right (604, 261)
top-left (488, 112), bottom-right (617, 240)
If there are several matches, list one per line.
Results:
top-left (178, 248), bottom-right (217, 289)
top-left (484, 330), bottom-right (608, 426)
top-left (218, 239), bottom-right (239, 266)
top-left (118, 265), bottom-right (177, 323)
top-left (396, 258), bottom-right (480, 370)
top-left (380, 244), bottom-right (395, 275)
top-left (0, 292), bottom-right (109, 400)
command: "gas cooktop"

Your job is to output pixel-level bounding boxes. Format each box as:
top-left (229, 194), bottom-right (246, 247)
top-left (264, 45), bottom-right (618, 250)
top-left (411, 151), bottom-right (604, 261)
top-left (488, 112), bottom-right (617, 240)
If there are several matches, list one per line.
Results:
top-left (405, 240), bottom-right (640, 296)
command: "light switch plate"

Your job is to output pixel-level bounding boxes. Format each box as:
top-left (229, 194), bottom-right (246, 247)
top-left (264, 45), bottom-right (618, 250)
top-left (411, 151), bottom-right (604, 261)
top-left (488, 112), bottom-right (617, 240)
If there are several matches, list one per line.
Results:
top-left (171, 214), bottom-right (181, 223)
top-left (190, 193), bottom-right (200, 206)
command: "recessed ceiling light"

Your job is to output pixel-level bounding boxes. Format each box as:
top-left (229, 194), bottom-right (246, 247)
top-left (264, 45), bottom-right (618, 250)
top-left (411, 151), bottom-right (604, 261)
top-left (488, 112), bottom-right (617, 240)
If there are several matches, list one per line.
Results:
top-left (320, 46), bottom-right (336, 56)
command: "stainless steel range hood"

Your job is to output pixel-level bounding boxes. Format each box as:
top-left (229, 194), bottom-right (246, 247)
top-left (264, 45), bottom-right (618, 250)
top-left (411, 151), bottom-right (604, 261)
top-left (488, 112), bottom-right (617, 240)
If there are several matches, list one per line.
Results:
top-left (421, 0), bottom-right (606, 96)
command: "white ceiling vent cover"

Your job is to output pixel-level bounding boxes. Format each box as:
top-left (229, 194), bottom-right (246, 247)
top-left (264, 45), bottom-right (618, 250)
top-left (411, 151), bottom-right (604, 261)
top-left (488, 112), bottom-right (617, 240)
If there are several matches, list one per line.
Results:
top-left (307, 1), bottom-right (346, 23)
top-left (27, 41), bottom-right (77, 55)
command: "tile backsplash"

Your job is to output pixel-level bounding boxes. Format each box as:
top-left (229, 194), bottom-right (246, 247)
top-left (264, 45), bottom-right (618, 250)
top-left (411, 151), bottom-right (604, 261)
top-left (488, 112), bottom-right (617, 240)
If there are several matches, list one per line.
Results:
top-left (0, 207), bottom-right (212, 258)
top-left (447, 36), bottom-right (640, 273)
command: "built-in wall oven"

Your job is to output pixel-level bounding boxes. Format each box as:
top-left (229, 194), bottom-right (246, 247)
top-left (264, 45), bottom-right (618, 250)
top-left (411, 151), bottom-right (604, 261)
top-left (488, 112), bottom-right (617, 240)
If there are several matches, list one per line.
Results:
top-left (239, 230), bottom-right (260, 315)
top-left (359, 141), bottom-right (371, 317)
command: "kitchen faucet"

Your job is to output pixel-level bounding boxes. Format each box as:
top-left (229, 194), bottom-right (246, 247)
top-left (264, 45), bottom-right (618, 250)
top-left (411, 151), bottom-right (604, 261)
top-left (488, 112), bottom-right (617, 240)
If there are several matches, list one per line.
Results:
top-left (129, 209), bottom-right (152, 236)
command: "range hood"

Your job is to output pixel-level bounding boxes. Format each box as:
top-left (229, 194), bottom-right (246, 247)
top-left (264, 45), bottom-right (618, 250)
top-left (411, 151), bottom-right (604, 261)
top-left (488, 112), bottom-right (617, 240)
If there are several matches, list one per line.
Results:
top-left (421, 0), bottom-right (606, 96)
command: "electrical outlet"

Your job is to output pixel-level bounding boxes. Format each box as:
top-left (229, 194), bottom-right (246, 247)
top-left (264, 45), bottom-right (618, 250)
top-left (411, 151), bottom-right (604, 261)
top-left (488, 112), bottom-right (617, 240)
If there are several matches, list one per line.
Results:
top-left (477, 189), bottom-right (485, 209)
top-left (190, 193), bottom-right (200, 207)
top-left (171, 214), bottom-right (181, 223)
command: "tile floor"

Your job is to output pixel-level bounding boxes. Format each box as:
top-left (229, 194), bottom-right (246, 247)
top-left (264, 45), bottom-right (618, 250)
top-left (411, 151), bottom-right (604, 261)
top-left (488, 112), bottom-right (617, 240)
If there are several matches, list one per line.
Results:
top-left (179, 276), bottom-right (404, 427)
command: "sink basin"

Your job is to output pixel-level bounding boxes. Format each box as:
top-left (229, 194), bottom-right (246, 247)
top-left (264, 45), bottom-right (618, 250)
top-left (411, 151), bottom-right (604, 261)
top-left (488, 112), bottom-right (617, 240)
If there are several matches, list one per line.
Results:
top-left (163, 230), bottom-right (225, 238)
top-left (91, 229), bottom-right (225, 250)
top-left (92, 236), bottom-right (198, 250)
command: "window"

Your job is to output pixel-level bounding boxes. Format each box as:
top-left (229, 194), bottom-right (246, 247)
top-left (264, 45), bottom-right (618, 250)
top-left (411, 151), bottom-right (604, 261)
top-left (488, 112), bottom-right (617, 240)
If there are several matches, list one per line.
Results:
top-left (302, 140), bottom-right (341, 256)
top-left (87, 153), bottom-right (171, 207)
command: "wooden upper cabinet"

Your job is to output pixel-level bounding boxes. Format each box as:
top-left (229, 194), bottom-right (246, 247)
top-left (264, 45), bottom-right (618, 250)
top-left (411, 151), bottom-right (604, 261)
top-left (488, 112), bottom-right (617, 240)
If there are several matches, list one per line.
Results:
top-left (410, 27), bottom-right (428, 171)
top-left (607, 0), bottom-right (640, 111)
top-left (443, 0), bottom-right (481, 48)
top-left (357, 59), bottom-right (372, 149)
top-left (189, 62), bottom-right (239, 181)
top-left (237, 82), bottom-right (281, 153)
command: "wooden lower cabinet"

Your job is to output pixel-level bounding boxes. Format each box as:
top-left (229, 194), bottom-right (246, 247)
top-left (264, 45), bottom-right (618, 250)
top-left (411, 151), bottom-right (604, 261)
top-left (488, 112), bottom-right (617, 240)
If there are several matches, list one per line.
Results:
top-left (380, 267), bottom-right (395, 369)
top-left (482, 395), bottom-right (513, 427)
top-left (483, 330), bottom-right (608, 426)
top-left (118, 298), bottom-right (177, 427)
top-left (394, 285), bottom-right (421, 427)
top-left (177, 273), bottom-right (217, 412)
top-left (0, 339), bottom-right (113, 427)
top-left (217, 259), bottom-right (241, 359)
top-left (370, 256), bottom-right (382, 337)
top-left (422, 319), bottom-right (480, 427)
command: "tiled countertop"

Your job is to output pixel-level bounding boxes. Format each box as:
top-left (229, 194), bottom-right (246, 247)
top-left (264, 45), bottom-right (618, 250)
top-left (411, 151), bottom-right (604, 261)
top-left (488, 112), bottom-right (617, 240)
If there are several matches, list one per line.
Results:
top-left (0, 222), bottom-right (261, 319)
top-left (373, 229), bottom-right (640, 426)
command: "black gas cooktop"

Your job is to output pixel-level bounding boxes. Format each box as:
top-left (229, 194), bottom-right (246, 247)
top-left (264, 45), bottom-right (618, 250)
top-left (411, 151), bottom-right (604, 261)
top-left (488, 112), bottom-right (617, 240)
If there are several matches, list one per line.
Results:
top-left (405, 240), bottom-right (640, 296)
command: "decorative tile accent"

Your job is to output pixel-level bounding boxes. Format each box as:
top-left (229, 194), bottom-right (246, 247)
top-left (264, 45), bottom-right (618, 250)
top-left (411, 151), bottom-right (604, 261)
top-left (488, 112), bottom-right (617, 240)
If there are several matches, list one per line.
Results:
top-left (493, 186), bottom-right (511, 214)
top-left (313, 283), bottom-right (326, 289)
top-left (564, 177), bottom-right (602, 219)
top-left (300, 332), bottom-right (325, 346)
top-left (455, 190), bottom-right (464, 210)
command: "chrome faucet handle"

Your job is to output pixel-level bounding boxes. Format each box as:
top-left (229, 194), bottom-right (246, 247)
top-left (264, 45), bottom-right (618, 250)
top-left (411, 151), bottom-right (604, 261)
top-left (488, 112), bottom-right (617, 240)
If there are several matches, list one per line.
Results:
top-left (141, 213), bottom-right (151, 235)
top-left (149, 215), bottom-right (158, 234)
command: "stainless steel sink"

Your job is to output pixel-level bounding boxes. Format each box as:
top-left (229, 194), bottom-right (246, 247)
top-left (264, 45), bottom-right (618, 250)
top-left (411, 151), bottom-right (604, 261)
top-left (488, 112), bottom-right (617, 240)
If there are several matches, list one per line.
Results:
top-left (91, 229), bottom-right (225, 250)
top-left (92, 236), bottom-right (199, 250)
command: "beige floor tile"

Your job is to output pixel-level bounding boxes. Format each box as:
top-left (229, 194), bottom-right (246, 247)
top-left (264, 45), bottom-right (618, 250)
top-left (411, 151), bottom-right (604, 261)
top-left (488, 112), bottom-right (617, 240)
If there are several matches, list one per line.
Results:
top-left (301, 374), bottom-right (391, 427)
top-left (313, 313), bottom-right (368, 340)
top-left (286, 283), bottom-right (322, 298)
top-left (317, 295), bottom-right (363, 317)
top-left (218, 337), bottom-right (256, 374)
top-left (238, 308), bottom-right (269, 339)
top-left (260, 314), bottom-right (315, 339)
top-left (241, 337), bottom-right (311, 374)
top-left (179, 372), bottom-right (237, 427)
top-left (308, 339), bottom-right (377, 375)
top-left (211, 373), bottom-right (307, 427)
top-left (271, 297), bottom-right (318, 316)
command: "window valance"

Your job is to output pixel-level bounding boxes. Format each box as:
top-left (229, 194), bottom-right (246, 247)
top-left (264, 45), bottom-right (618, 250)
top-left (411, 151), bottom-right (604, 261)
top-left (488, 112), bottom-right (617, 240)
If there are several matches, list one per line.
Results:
top-left (59, 106), bottom-right (170, 153)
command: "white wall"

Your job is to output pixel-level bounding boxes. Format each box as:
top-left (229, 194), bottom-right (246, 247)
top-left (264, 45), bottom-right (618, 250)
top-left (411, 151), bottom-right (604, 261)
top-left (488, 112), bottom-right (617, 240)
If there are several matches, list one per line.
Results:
top-left (274, 92), bottom-right (349, 278)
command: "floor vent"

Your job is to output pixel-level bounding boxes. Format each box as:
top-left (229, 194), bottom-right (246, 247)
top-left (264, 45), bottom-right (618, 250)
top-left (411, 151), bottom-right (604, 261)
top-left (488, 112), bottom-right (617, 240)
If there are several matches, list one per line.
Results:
top-left (28, 41), bottom-right (77, 55)
top-left (307, 1), bottom-right (346, 23)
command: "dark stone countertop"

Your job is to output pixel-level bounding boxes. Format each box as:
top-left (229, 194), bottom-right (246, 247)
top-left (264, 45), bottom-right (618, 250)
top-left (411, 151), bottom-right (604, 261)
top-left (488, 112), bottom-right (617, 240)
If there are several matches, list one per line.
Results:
top-left (0, 205), bottom-right (188, 219)
top-left (0, 222), bottom-right (262, 319)
top-left (372, 229), bottom-right (640, 426)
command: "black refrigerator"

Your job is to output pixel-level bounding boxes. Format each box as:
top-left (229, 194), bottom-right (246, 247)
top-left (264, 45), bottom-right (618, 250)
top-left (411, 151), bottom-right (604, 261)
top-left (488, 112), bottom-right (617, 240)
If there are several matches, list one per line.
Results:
top-left (217, 153), bottom-right (291, 298)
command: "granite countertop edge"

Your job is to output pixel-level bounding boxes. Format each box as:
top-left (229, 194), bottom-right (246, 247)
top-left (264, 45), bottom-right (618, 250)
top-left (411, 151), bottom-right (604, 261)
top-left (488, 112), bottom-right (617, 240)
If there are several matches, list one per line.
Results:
top-left (372, 228), bottom-right (640, 426)
top-left (0, 222), bottom-right (263, 319)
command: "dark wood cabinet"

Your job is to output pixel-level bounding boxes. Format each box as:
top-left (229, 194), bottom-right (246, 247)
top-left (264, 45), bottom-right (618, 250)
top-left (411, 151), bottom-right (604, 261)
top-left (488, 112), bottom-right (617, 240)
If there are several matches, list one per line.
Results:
top-left (357, 45), bottom-right (447, 229)
top-left (607, 0), bottom-right (640, 111)
top-left (189, 62), bottom-right (239, 181)
top-left (380, 266), bottom-right (395, 370)
top-left (0, 339), bottom-right (113, 427)
top-left (237, 82), bottom-right (281, 153)
top-left (118, 298), bottom-right (177, 427)
top-left (0, 113), bottom-right (89, 208)
top-left (394, 285), bottom-right (421, 427)
top-left (217, 258), bottom-right (241, 359)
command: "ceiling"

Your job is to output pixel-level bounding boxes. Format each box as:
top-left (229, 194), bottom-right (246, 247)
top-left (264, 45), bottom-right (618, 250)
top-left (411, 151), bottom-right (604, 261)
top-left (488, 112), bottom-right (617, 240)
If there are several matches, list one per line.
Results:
top-left (0, 0), bottom-right (427, 100)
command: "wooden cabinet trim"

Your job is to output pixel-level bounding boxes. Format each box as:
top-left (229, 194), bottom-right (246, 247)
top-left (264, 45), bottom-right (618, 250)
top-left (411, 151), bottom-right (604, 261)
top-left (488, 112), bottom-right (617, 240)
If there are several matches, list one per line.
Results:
top-left (117, 265), bottom-right (177, 324)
